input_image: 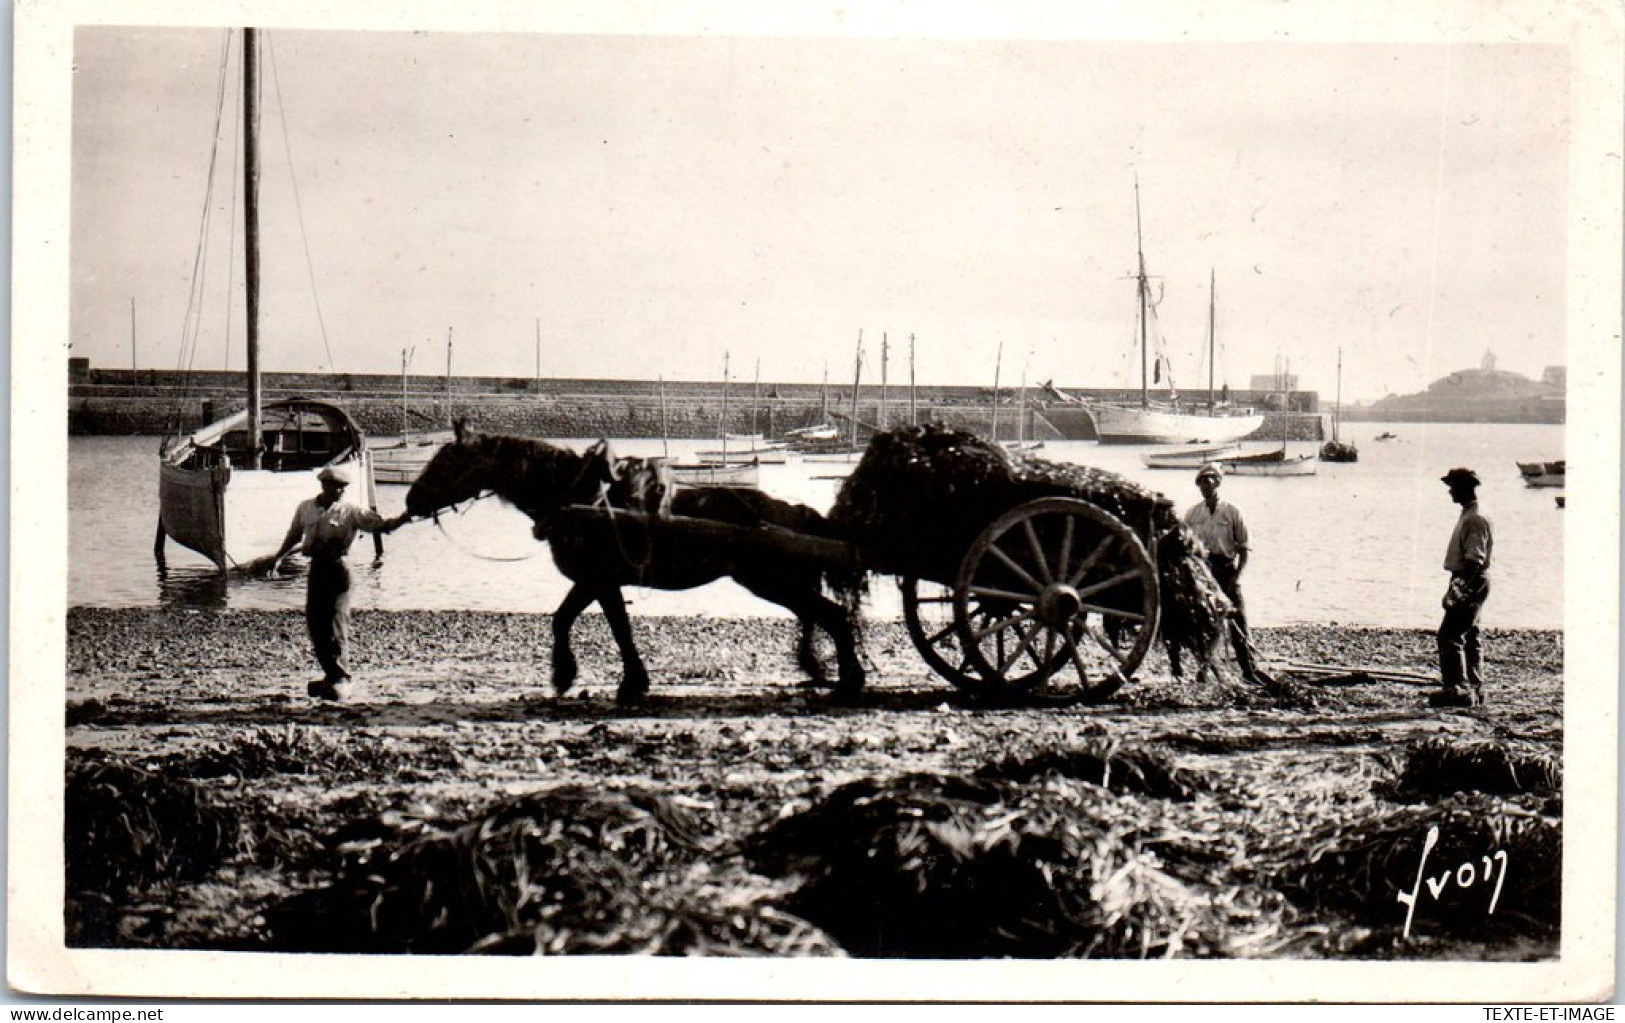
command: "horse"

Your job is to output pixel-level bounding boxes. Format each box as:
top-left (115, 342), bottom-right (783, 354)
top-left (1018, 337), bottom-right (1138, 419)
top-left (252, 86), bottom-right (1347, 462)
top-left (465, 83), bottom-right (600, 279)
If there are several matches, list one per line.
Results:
top-left (403, 422), bottom-right (866, 705)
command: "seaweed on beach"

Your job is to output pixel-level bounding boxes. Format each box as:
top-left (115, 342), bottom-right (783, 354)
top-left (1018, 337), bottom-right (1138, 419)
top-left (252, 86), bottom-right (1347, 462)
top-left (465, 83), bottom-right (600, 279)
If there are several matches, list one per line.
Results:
top-left (154, 725), bottom-right (464, 783)
top-left (65, 755), bottom-right (243, 946)
top-left (66, 755), bottom-right (242, 898)
top-left (745, 772), bottom-right (1285, 958)
top-left (1384, 738), bottom-right (1562, 802)
top-left (828, 425), bottom-right (1232, 673)
top-left (974, 741), bottom-right (1199, 801)
top-left (1273, 795), bottom-right (1562, 938)
top-left (259, 785), bottom-right (837, 955)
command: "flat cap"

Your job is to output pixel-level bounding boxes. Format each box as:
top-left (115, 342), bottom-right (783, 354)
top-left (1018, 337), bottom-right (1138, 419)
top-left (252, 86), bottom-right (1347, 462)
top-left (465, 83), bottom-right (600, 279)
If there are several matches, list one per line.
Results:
top-left (1440, 467), bottom-right (1480, 487)
top-left (1196, 463), bottom-right (1224, 481)
top-left (317, 466), bottom-right (353, 485)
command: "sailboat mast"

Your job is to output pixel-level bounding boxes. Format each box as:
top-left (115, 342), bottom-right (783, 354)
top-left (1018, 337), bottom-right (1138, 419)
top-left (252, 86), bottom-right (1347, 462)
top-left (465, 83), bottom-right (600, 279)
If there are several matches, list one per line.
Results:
top-left (721, 351), bottom-right (731, 458)
top-left (1135, 177), bottom-right (1149, 410)
top-left (242, 27), bottom-right (263, 468)
top-left (1334, 347), bottom-right (1343, 443)
top-left (848, 331), bottom-right (863, 449)
top-left (909, 333), bottom-right (917, 426)
top-left (401, 347), bottom-right (410, 442)
top-left (658, 376), bottom-right (669, 458)
top-left (1207, 268), bottom-right (1216, 411)
top-left (879, 332), bottom-right (888, 430)
top-left (751, 358), bottom-right (760, 439)
top-left (990, 341), bottom-right (1003, 442)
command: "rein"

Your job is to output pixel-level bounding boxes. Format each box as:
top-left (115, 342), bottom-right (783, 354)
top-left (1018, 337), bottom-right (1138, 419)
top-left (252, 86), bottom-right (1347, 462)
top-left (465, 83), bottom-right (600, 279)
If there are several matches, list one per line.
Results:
top-left (426, 494), bottom-right (538, 563)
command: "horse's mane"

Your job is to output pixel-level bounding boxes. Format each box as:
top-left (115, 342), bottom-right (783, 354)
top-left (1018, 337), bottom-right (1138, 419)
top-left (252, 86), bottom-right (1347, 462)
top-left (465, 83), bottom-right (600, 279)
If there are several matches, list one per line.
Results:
top-left (466, 433), bottom-right (596, 519)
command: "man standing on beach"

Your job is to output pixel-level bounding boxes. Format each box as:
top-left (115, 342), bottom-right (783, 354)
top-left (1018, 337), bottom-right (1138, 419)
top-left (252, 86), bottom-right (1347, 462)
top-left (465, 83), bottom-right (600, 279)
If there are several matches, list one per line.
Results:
top-left (269, 466), bottom-right (408, 701)
top-left (1184, 464), bottom-right (1261, 683)
top-left (1435, 467), bottom-right (1493, 708)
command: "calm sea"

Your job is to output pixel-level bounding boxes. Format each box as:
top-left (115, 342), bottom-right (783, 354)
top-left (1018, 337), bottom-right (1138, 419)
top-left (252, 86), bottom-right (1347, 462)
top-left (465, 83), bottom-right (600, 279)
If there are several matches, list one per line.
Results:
top-left (69, 423), bottom-right (1564, 630)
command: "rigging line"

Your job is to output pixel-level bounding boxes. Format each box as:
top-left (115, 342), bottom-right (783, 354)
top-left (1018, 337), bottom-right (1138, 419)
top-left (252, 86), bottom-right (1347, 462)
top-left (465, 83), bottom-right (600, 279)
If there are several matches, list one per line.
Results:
top-left (265, 35), bottom-right (339, 374)
top-left (172, 29), bottom-right (236, 427)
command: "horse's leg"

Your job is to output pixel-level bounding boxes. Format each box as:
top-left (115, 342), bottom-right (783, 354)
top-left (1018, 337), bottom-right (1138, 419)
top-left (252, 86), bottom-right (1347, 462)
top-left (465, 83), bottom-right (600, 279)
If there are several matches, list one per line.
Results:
top-left (795, 619), bottom-right (832, 689)
top-left (551, 583), bottom-right (594, 694)
top-left (743, 574), bottom-right (865, 698)
top-left (595, 586), bottom-right (651, 706)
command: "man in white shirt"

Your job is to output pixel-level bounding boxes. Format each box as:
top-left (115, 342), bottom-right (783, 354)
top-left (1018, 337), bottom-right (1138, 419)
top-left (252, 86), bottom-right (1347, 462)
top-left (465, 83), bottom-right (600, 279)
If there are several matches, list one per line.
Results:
top-left (270, 466), bottom-right (408, 700)
top-left (1434, 467), bottom-right (1493, 708)
top-left (1183, 464), bottom-right (1260, 683)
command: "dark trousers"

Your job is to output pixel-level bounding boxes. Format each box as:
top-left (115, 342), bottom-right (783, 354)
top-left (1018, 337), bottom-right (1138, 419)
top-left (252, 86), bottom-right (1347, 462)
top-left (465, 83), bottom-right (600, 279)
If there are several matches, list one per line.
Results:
top-left (1207, 555), bottom-right (1258, 680)
top-left (1438, 578), bottom-right (1490, 692)
top-left (307, 557), bottom-right (353, 683)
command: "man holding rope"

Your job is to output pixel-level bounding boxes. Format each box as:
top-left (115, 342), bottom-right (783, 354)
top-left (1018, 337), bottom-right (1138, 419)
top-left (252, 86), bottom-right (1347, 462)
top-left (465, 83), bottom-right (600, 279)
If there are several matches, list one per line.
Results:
top-left (269, 466), bottom-right (410, 701)
top-left (1184, 463), bottom-right (1263, 684)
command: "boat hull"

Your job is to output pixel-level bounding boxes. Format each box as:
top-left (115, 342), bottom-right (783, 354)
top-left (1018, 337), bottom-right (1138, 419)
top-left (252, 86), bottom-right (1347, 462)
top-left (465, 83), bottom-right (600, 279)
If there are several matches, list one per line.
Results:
top-left (668, 461), bottom-right (761, 488)
top-left (1517, 460), bottom-right (1565, 488)
top-left (694, 447), bottom-right (789, 465)
top-left (368, 433), bottom-right (454, 485)
top-left (157, 399), bottom-right (379, 571)
top-left (1223, 454), bottom-right (1318, 477)
top-left (1089, 404), bottom-right (1264, 445)
top-left (1141, 443), bottom-right (1242, 469)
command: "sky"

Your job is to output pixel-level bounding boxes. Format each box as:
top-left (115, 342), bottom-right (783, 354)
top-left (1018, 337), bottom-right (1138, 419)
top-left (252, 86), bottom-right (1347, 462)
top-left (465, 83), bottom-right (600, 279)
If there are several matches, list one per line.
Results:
top-left (65, 11), bottom-right (1576, 404)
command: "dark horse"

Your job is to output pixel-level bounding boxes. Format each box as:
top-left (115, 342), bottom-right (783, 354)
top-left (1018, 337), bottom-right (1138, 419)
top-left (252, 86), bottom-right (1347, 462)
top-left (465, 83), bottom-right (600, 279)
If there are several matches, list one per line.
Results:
top-left (404, 423), bottom-right (865, 705)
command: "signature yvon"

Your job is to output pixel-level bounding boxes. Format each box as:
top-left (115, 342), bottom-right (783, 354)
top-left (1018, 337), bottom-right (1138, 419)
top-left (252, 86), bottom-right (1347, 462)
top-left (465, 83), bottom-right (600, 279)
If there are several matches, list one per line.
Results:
top-left (1396, 825), bottom-right (1509, 938)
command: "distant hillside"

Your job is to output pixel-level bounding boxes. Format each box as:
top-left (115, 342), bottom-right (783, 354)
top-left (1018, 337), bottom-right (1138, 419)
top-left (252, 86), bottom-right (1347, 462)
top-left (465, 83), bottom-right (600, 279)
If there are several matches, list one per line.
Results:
top-left (1352, 366), bottom-right (1563, 424)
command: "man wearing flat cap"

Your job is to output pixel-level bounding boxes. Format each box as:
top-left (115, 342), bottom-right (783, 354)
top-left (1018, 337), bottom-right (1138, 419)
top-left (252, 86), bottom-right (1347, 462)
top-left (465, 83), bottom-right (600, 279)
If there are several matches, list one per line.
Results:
top-left (269, 465), bottom-right (409, 701)
top-left (1435, 467), bottom-right (1493, 708)
top-left (1184, 463), bottom-right (1261, 682)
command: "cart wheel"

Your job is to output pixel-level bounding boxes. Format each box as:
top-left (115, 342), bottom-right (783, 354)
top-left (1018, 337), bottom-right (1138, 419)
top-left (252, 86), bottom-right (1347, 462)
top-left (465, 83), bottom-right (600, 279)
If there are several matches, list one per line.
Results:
top-left (952, 497), bottom-right (1160, 701)
top-left (900, 577), bottom-right (987, 690)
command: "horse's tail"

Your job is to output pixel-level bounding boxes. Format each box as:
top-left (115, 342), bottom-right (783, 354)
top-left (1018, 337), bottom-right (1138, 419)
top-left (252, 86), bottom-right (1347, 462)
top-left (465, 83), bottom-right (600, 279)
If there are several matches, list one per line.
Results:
top-left (825, 561), bottom-right (870, 648)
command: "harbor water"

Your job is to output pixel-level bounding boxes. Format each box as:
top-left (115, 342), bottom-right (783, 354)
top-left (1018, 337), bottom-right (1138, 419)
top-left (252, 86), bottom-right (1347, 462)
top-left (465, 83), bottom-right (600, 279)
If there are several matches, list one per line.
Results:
top-left (70, 422), bottom-right (1564, 629)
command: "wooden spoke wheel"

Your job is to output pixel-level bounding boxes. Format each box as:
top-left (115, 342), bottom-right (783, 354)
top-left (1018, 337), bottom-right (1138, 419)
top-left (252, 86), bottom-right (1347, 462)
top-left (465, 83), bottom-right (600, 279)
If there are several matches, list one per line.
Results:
top-left (900, 576), bottom-right (988, 691)
top-left (952, 497), bottom-right (1159, 701)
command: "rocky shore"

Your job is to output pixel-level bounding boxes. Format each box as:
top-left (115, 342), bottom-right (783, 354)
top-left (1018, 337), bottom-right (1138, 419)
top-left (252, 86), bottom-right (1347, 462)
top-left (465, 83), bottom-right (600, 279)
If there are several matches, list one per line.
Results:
top-left (63, 606), bottom-right (1564, 965)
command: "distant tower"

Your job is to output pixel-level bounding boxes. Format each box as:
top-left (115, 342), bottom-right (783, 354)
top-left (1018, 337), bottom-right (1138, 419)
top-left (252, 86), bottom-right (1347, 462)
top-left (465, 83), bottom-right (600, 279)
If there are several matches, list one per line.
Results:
top-left (1481, 348), bottom-right (1497, 372)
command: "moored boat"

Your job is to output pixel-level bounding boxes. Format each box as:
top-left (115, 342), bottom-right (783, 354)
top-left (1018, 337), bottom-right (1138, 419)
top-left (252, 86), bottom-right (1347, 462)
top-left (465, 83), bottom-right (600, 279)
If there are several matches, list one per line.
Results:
top-left (1517, 459), bottom-right (1566, 488)
top-left (1221, 450), bottom-right (1318, 477)
top-left (155, 29), bottom-right (382, 574)
top-left (368, 430), bottom-right (454, 485)
top-left (1318, 349), bottom-right (1359, 463)
top-left (1084, 199), bottom-right (1263, 445)
top-left (667, 459), bottom-right (760, 488)
top-left (159, 398), bottom-right (378, 571)
top-left (1141, 442), bottom-right (1242, 470)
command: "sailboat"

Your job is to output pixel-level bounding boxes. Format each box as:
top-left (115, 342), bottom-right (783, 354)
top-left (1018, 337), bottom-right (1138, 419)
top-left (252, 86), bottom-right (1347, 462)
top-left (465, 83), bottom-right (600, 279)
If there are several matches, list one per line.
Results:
top-left (1086, 190), bottom-right (1264, 445)
top-left (696, 357), bottom-right (788, 463)
top-left (794, 331), bottom-right (873, 467)
top-left (156, 28), bottom-right (381, 574)
top-left (1141, 272), bottom-right (1245, 468)
top-left (1222, 357), bottom-right (1317, 477)
top-left (670, 354), bottom-right (761, 486)
top-left (369, 342), bottom-right (455, 485)
top-left (1318, 348), bottom-right (1359, 463)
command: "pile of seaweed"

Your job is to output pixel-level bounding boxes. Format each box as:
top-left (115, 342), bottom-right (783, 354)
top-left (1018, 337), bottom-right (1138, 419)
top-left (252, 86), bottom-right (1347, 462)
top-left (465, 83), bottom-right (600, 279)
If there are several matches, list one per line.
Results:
top-left (1384, 737), bottom-right (1562, 806)
top-left (259, 786), bottom-right (841, 956)
top-left (744, 754), bottom-right (1277, 959)
top-left (829, 425), bottom-right (1232, 667)
top-left (1275, 796), bottom-right (1562, 940)
top-left (65, 754), bottom-right (242, 946)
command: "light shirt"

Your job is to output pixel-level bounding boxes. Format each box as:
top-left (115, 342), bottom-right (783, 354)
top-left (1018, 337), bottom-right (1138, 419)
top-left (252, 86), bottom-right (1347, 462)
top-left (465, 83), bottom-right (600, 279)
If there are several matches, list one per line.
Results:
top-left (283, 496), bottom-right (387, 561)
top-left (1444, 501), bottom-right (1493, 574)
top-left (1184, 499), bottom-right (1249, 559)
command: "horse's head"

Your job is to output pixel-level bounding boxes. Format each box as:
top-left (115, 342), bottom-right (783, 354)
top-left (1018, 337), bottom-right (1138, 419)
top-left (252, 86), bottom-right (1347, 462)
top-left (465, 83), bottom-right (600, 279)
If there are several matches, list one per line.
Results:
top-left (405, 420), bottom-right (496, 518)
